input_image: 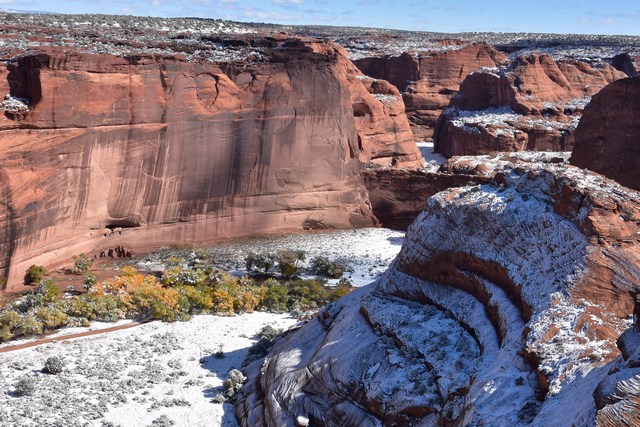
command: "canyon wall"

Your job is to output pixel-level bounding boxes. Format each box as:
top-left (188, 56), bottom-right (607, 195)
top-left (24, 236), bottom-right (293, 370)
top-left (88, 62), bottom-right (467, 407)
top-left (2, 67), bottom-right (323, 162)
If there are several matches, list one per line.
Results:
top-left (354, 43), bottom-right (507, 141)
top-left (362, 168), bottom-right (491, 229)
top-left (238, 157), bottom-right (640, 426)
top-left (0, 40), bottom-right (422, 290)
top-left (434, 54), bottom-right (626, 157)
top-left (570, 76), bottom-right (640, 191)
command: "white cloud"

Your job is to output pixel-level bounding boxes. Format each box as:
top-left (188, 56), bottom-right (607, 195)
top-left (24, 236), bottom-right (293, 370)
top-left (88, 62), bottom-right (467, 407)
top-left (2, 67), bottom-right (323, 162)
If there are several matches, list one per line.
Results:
top-left (243, 5), bottom-right (302, 21)
top-left (271, 0), bottom-right (303, 4)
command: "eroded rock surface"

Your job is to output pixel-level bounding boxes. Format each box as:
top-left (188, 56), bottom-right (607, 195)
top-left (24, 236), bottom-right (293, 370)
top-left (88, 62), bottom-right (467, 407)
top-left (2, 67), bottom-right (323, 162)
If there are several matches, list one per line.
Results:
top-left (238, 159), bottom-right (640, 426)
top-left (434, 54), bottom-right (626, 157)
top-left (0, 39), bottom-right (422, 290)
top-left (570, 76), bottom-right (640, 191)
top-left (362, 168), bottom-right (491, 229)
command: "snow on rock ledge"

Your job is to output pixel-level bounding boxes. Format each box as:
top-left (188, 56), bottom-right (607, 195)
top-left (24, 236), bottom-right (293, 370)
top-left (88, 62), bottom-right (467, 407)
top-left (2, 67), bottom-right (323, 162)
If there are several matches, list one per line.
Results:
top-left (236, 160), bottom-right (640, 426)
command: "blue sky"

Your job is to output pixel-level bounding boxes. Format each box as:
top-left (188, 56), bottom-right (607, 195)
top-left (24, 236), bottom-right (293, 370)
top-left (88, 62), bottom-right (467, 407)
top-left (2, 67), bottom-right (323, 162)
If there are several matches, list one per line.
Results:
top-left (2, 0), bottom-right (639, 35)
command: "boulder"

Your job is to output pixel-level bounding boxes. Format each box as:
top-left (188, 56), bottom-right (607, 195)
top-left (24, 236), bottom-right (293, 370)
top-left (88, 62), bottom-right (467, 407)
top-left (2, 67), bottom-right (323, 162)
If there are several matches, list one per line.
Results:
top-left (570, 76), bottom-right (640, 191)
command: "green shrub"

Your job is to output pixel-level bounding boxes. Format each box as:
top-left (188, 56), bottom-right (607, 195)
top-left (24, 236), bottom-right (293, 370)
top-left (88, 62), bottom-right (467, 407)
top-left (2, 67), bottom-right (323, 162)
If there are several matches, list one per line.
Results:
top-left (245, 252), bottom-right (276, 274)
top-left (42, 356), bottom-right (65, 375)
top-left (259, 278), bottom-right (289, 312)
top-left (86, 294), bottom-right (126, 322)
top-left (83, 273), bottom-right (97, 291)
top-left (56, 296), bottom-right (96, 320)
top-left (71, 253), bottom-right (93, 274)
top-left (34, 306), bottom-right (69, 330)
top-left (35, 278), bottom-right (60, 304)
top-left (24, 264), bottom-right (48, 285)
top-left (309, 256), bottom-right (348, 279)
top-left (258, 324), bottom-right (284, 341)
top-left (15, 314), bottom-right (44, 336)
top-left (177, 285), bottom-right (214, 313)
top-left (162, 266), bottom-right (206, 287)
top-left (276, 250), bottom-right (305, 278)
top-left (0, 309), bottom-right (21, 329)
top-left (0, 325), bottom-right (12, 342)
top-left (13, 292), bottom-right (45, 313)
top-left (288, 279), bottom-right (329, 309)
top-left (13, 375), bottom-right (37, 397)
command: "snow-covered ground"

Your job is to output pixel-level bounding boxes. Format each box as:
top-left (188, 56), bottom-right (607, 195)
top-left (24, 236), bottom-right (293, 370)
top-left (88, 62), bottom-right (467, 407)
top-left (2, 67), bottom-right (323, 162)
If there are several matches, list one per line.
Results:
top-left (416, 141), bottom-right (447, 172)
top-left (0, 313), bottom-right (297, 427)
top-left (137, 228), bottom-right (405, 287)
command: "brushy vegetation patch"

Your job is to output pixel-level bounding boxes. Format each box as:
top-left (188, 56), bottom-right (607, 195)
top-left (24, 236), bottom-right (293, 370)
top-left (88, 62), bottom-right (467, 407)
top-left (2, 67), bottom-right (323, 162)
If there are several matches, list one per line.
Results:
top-left (0, 249), bottom-right (353, 344)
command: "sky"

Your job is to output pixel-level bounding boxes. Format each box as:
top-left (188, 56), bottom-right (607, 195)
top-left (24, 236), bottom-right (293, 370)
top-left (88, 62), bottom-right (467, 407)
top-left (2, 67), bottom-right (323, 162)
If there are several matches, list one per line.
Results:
top-left (1, 0), bottom-right (639, 36)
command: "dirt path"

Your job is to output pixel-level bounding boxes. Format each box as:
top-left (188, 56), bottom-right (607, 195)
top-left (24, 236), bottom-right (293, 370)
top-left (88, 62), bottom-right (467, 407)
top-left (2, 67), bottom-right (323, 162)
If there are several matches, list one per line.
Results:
top-left (0, 321), bottom-right (151, 354)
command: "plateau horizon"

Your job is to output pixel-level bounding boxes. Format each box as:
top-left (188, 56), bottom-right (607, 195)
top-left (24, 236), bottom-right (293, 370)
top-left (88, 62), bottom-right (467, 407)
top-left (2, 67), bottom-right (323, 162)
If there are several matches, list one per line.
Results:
top-left (2, 0), bottom-right (639, 36)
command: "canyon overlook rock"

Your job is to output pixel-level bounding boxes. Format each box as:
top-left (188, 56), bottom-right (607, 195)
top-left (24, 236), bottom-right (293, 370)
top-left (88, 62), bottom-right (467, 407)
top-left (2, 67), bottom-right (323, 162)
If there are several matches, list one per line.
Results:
top-left (0, 39), bottom-right (422, 290)
top-left (434, 54), bottom-right (626, 157)
top-left (570, 76), bottom-right (640, 191)
top-left (237, 159), bottom-right (640, 426)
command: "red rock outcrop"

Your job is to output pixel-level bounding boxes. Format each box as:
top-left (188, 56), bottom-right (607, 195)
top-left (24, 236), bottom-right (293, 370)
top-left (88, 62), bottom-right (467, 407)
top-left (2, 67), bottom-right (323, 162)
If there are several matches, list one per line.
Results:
top-left (354, 44), bottom-right (507, 141)
top-left (610, 53), bottom-right (638, 77)
top-left (0, 39), bottom-right (422, 290)
top-left (434, 54), bottom-right (626, 157)
top-left (238, 159), bottom-right (640, 426)
top-left (570, 76), bottom-right (640, 191)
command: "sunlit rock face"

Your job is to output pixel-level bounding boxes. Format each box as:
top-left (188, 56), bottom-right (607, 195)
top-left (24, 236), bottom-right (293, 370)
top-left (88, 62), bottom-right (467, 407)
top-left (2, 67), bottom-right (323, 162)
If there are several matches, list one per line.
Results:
top-left (0, 39), bottom-right (422, 290)
top-left (433, 54), bottom-right (626, 157)
top-left (237, 158), bottom-right (640, 426)
top-left (570, 76), bottom-right (640, 191)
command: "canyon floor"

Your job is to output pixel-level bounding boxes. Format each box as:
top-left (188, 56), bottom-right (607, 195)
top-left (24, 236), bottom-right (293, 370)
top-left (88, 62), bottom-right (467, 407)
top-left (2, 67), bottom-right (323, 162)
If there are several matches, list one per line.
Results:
top-left (0, 227), bottom-right (405, 427)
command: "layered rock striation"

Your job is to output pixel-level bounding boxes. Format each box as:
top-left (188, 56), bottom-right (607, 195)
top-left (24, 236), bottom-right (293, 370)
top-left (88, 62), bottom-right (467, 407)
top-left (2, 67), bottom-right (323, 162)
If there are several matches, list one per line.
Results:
top-left (570, 76), bottom-right (640, 191)
top-left (434, 54), bottom-right (626, 157)
top-left (0, 39), bottom-right (422, 290)
top-left (238, 158), bottom-right (640, 426)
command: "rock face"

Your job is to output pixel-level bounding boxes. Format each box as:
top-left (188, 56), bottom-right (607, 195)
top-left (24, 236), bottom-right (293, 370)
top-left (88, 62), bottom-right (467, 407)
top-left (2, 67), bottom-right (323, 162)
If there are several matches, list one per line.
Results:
top-left (354, 44), bottom-right (507, 141)
top-left (0, 40), bottom-right (422, 290)
top-left (362, 168), bottom-right (491, 229)
top-left (434, 54), bottom-right (626, 157)
top-left (570, 76), bottom-right (640, 191)
top-left (237, 158), bottom-right (640, 426)
top-left (610, 53), bottom-right (638, 77)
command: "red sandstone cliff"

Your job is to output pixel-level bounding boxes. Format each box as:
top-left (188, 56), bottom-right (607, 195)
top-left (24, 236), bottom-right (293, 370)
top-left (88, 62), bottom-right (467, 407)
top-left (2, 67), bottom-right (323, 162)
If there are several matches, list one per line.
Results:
top-left (0, 40), bottom-right (422, 290)
top-left (433, 54), bottom-right (626, 157)
top-left (570, 76), bottom-right (640, 191)
top-left (354, 43), bottom-right (507, 141)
